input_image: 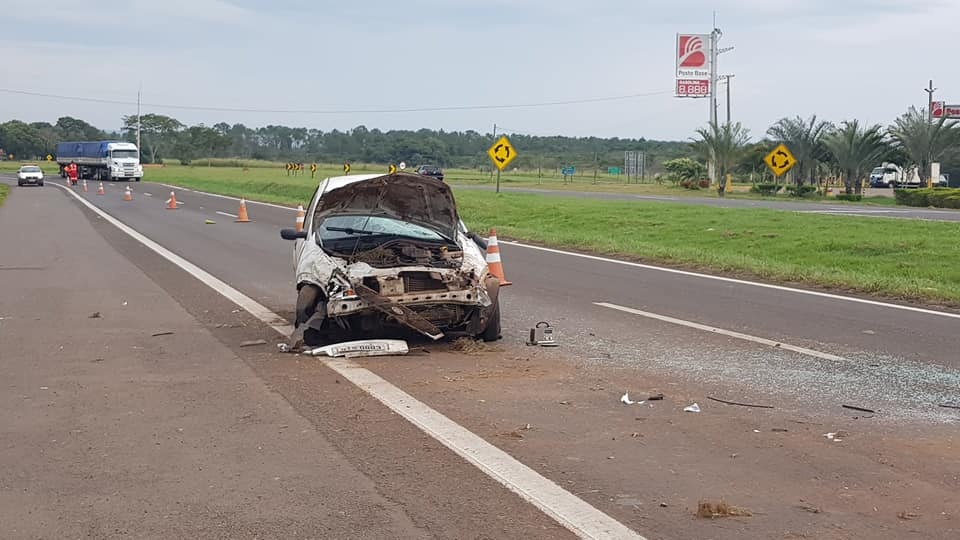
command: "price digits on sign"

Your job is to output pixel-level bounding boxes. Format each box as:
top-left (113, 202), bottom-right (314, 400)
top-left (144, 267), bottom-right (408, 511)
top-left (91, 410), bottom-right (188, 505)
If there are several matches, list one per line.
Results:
top-left (679, 82), bottom-right (709, 96)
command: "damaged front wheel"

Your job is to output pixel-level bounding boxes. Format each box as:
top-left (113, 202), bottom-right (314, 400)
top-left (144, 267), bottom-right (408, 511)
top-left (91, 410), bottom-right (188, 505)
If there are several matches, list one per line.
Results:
top-left (478, 301), bottom-right (502, 342)
top-left (295, 284), bottom-right (322, 327)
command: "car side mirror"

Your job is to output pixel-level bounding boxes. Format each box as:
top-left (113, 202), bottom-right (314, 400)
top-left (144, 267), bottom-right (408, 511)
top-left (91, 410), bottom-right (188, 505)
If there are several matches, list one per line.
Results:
top-left (280, 228), bottom-right (308, 241)
top-left (469, 232), bottom-right (488, 250)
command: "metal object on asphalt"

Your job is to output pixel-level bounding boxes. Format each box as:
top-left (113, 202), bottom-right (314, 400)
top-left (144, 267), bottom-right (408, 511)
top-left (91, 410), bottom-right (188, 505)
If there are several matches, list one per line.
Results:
top-left (239, 339), bottom-right (268, 347)
top-left (527, 321), bottom-right (557, 347)
top-left (707, 395), bottom-right (774, 409)
top-left (683, 403), bottom-right (701, 413)
top-left (305, 339), bottom-right (409, 358)
top-left (842, 404), bottom-right (876, 414)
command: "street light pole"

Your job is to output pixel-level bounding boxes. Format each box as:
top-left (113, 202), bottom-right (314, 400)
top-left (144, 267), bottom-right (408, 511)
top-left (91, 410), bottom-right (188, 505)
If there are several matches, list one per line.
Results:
top-left (925, 79), bottom-right (936, 122)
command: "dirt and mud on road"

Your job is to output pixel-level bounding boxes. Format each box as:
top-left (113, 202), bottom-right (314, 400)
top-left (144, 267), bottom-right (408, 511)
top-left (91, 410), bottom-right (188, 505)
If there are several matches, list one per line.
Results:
top-left (363, 340), bottom-right (960, 539)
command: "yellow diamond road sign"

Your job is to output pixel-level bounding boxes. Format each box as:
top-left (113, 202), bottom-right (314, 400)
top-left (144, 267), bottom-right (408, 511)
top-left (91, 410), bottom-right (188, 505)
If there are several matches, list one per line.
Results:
top-left (763, 143), bottom-right (797, 177)
top-left (487, 135), bottom-right (517, 171)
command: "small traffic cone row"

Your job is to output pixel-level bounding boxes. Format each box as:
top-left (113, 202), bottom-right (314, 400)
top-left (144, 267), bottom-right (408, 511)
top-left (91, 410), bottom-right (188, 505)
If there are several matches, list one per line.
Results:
top-left (166, 191), bottom-right (178, 210)
top-left (236, 198), bottom-right (250, 222)
top-left (295, 205), bottom-right (305, 232)
top-left (82, 180), bottom-right (88, 193)
top-left (123, 186), bottom-right (133, 201)
top-left (486, 228), bottom-right (512, 287)
top-left (97, 182), bottom-right (105, 196)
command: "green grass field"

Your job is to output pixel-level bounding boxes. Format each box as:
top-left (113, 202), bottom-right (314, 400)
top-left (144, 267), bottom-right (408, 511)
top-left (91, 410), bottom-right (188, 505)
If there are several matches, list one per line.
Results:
top-left (0, 184), bottom-right (8, 207)
top-left (454, 192), bottom-right (960, 305)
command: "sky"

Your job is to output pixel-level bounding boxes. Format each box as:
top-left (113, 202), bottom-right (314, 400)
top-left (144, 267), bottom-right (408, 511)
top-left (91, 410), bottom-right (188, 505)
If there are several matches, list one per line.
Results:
top-left (2, 0), bottom-right (958, 141)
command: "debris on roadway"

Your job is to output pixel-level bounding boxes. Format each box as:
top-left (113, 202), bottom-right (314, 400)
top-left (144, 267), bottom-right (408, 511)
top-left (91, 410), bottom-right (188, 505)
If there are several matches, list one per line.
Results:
top-left (304, 339), bottom-right (409, 358)
top-left (684, 403), bottom-right (701, 413)
top-left (696, 500), bottom-right (752, 519)
top-left (239, 339), bottom-right (268, 348)
top-left (526, 321), bottom-right (558, 347)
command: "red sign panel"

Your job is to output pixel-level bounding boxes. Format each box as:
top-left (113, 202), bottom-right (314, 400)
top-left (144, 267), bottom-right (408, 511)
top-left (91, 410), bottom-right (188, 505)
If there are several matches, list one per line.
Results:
top-left (676, 79), bottom-right (710, 98)
top-left (677, 35), bottom-right (708, 68)
top-left (931, 101), bottom-right (960, 119)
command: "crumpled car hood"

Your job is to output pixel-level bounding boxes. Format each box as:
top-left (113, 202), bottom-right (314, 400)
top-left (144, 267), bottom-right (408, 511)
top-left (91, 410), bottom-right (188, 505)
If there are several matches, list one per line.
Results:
top-left (315, 173), bottom-right (458, 240)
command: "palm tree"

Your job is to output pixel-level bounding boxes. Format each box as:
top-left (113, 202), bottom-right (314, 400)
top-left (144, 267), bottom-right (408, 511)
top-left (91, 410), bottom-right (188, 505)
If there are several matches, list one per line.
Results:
top-left (766, 115), bottom-right (834, 185)
top-left (823, 120), bottom-right (889, 195)
top-left (693, 121), bottom-right (750, 197)
top-left (888, 106), bottom-right (960, 185)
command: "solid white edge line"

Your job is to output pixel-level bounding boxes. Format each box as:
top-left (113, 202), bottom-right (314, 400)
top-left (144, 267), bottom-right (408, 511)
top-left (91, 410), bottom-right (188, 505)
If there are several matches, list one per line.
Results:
top-left (596, 302), bottom-right (849, 363)
top-left (216, 211), bottom-right (238, 218)
top-left (56, 184), bottom-right (644, 540)
top-left (138, 180), bottom-right (960, 320)
top-left (501, 241), bottom-right (960, 320)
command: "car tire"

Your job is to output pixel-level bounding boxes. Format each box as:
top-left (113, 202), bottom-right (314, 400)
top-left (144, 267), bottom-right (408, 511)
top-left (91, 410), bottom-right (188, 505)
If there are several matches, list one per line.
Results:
top-left (479, 301), bottom-right (502, 342)
top-left (295, 284), bottom-right (322, 327)
top-left (38, 181), bottom-right (43, 187)
top-left (18, 182), bottom-right (23, 187)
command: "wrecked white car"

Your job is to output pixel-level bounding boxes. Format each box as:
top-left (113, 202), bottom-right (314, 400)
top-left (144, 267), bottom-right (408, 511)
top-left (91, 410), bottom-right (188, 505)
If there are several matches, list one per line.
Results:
top-left (281, 172), bottom-right (501, 347)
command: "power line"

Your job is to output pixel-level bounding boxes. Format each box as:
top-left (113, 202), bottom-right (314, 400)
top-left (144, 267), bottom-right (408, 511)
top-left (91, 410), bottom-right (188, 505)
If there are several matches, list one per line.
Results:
top-left (0, 87), bottom-right (672, 115)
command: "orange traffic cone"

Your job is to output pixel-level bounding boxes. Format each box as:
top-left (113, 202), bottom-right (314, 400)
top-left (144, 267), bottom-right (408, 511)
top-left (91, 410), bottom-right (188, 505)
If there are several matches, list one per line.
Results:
top-left (236, 198), bottom-right (250, 222)
top-left (295, 204), bottom-right (305, 232)
top-left (166, 191), bottom-right (178, 210)
top-left (123, 186), bottom-right (133, 201)
top-left (486, 228), bottom-right (512, 287)
top-left (82, 180), bottom-right (88, 192)
top-left (97, 182), bottom-right (105, 196)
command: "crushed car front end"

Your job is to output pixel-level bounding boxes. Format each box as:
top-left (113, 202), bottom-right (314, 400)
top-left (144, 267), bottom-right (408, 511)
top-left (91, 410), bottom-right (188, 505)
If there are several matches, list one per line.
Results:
top-left (290, 173), bottom-right (500, 345)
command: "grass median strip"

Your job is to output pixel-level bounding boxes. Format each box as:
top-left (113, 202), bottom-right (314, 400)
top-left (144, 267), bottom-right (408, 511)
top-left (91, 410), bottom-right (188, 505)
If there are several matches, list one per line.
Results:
top-left (129, 168), bottom-right (960, 306)
top-left (0, 184), bottom-right (8, 207)
top-left (454, 191), bottom-right (960, 306)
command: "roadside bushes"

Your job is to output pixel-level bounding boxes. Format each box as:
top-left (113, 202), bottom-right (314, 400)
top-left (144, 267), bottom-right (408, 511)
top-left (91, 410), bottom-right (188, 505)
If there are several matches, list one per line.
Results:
top-left (784, 185), bottom-right (818, 198)
top-left (749, 184), bottom-right (782, 196)
top-left (894, 188), bottom-right (960, 208)
top-left (834, 193), bottom-right (862, 202)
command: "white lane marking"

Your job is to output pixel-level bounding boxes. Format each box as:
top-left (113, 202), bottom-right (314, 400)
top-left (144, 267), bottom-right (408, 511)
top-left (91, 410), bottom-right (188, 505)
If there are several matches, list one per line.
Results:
top-left (56, 183), bottom-right (643, 540)
top-left (502, 241), bottom-right (960, 320)
top-left (328, 360), bottom-right (643, 539)
top-left (801, 209), bottom-right (901, 214)
top-left (596, 302), bottom-right (849, 363)
top-left (143, 192), bottom-right (153, 197)
top-left (216, 211), bottom-right (238, 218)
top-left (146, 182), bottom-right (960, 321)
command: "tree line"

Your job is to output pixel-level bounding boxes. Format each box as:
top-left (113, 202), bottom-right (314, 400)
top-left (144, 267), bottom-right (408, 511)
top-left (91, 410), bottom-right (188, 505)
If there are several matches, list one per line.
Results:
top-left (2, 109), bottom-right (956, 187)
top-left (0, 113), bottom-right (691, 173)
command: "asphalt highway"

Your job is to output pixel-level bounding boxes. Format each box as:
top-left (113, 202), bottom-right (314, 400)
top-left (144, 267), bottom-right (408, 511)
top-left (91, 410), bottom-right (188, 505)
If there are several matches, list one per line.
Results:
top-left (4, 176), bottom-right (960, 538)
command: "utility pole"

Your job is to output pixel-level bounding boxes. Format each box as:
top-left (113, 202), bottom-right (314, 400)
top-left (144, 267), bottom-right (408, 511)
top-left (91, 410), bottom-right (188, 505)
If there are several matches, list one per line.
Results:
top-left (925, 79), bottom-right (936, 122)
top-left (136, 83), bottom-right (142, 153)
top-left (493, 123), bottom-right (500, 193)
top-left (724, 75), bottom-right (734, 125)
